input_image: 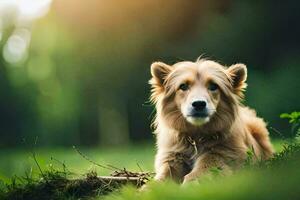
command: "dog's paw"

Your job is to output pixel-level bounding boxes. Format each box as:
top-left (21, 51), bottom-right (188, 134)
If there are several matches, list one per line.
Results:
top-left (139, 184), bottom-right (150, 192)
top-left (182, 173), bottom-right (198, 184)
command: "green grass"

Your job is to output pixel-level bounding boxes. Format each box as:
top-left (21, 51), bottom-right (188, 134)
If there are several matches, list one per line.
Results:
top-left (0, 143), bottom-right (155, 183)
top-left (104, 163), bottom-right (300, 200)
top-left (0, 139), bottom-right (296, 200)
top-left (103, 139), bottom-right (300, 200)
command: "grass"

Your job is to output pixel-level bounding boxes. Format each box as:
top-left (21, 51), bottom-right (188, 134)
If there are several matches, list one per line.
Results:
top-left (0, 139), bottom-right (297, 199)
top-left (105, 162), bottom-right (300, 200)
top-left (103, 139), bottom-right (300, 200)
top-left (0, 143), bottom-right (155, 182)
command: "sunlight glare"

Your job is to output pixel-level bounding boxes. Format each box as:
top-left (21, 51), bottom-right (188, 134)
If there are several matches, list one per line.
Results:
top-left (3, 28), bottom-right (31, 64)
top-left (18, 0), bottom-right (52, 21)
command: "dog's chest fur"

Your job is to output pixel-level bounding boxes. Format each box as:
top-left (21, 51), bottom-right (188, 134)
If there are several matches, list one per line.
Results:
top-left (170, 131), bottom-right (227, 168)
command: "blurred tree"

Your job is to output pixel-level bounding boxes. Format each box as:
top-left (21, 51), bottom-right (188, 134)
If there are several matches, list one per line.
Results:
top-left (0, 0), bottom-right (299, 147)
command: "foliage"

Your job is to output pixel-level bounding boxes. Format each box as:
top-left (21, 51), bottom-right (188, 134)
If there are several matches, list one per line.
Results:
top-left (280, 112), bottom-right (300, 123)
top-left (280, 112), bottom-right (300, 138)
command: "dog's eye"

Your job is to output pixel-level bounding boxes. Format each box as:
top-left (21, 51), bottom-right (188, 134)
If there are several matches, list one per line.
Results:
top-left (208, 83), bottom-right (218, 91)
top-left (179, 83), bottom-right (189, 91)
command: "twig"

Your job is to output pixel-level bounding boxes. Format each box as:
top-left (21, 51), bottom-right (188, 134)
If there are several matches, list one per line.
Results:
top-left (73, 146), bottom-right (116, 171)
top-left (93, 176), bottom-right (143, 181)
top-left (136, 162), bottom-right (143, 172)
top-left (106, 164), bottom-right (123, 171)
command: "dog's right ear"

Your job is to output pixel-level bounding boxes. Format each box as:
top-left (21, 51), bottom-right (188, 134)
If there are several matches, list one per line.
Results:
top-left (149, 62), bottom-right (173, 102)
top-left (150, 62), bottom-right (172, 86)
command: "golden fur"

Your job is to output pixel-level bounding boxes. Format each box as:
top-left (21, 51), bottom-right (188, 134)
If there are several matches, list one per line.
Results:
top-left (149, 58), bottom-right (274, 183)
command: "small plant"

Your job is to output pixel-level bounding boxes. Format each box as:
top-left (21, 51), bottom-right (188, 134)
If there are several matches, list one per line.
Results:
top-left (244, 146), bottom-right (257, 166)
top-left (280, 111), bottom-right (300, 139)
top-left (260, 111), bottom-right (300, 167)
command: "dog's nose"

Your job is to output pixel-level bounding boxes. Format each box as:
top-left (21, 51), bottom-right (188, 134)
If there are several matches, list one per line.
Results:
top-left (192, 100), bottom-right (207, 111)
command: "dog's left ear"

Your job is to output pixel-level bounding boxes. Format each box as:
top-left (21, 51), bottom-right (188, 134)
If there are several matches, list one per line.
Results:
top-left (227, 63), bottom-right (247, 95)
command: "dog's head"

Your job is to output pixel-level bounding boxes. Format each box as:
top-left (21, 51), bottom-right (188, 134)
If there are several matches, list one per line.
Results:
top-left (149, 59), bottom-right (247, 131)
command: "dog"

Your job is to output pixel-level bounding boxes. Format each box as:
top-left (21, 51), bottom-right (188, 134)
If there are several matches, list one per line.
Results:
top-left (149, 58), bottom-right (274, 183)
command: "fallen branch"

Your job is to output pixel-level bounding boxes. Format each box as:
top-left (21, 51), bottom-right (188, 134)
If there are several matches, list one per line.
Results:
top-left (2, 171), bottom-right (153, 200)
top-left (1, 147), bottom-right (154, 200)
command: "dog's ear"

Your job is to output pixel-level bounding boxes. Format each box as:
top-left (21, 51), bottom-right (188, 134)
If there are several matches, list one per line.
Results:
top-left (150, 62), bottom-right (172, 86)
top-left (149, 62), bottom-right (173, 102)
top-left (227, 63), bottom-right (247, 96)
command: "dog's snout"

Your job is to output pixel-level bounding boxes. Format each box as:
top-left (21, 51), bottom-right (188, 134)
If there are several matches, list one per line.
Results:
top-left (192, 100), bottom-right (207, 111)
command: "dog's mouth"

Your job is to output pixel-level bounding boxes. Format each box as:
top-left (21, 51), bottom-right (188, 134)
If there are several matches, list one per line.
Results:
top-left (185, 111), bottom-right (210, 126)
top-left (187, 111), bottom-right (209, 118)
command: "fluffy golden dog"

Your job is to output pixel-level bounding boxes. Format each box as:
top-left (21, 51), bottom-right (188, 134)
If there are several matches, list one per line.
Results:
top-left (149, 58), bottom-right (274, 183)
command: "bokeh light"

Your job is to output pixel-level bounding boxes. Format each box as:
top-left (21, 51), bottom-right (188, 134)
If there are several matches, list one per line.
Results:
top-left (0, 0), bottom-right (299, 147)
top-left (0, 0), bottom-right (52, 64)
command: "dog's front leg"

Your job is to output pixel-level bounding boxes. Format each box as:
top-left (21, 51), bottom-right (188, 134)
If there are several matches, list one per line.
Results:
top-left (155, 151), bottom-right (190, 182)
top-left (154, 162), bottom-right (173, 181)
top-left (183, 153), bottom-right (230, 184)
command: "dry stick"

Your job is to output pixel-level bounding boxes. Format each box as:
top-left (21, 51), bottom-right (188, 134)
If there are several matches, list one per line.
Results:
top-left (72, 146), bottom-right (153, 187)
top-left (136, 162), bottom-right (143, 172)
top-left (73, 146), bottom-right (119, 171)
top-left (92, 176), bottom-right (142, 181)
top-left (106, 164), bottom-right (123, 171)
